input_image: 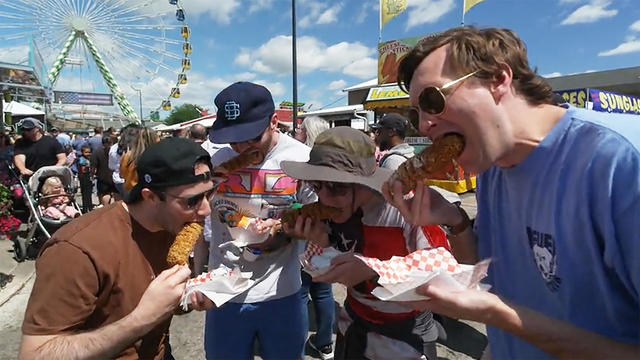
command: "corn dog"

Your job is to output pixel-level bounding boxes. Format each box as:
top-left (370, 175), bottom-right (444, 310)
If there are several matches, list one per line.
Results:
top-left (167, 222), bottom-right (203, 266)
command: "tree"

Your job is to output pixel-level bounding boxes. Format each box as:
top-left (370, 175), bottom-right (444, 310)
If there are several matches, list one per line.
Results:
top-left (164, 103), bottom-right (201, 125)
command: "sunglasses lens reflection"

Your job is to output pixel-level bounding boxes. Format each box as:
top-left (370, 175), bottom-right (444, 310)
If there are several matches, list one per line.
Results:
top-left (420, 87), bottom-right (446, 115)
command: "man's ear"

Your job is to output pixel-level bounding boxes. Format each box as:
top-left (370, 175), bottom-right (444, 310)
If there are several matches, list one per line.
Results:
top-left (140, 188), bottom-right (161, 203)
top-left (269, 113), bottom-right (279, 130)
top-left (490, 63), bottom-right (513, 102)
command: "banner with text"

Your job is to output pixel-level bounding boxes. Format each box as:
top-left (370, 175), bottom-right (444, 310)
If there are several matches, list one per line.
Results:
top-left (589, 89), bottom-right (640, 116)
top-left (378, 33), bottom-right (439, 85)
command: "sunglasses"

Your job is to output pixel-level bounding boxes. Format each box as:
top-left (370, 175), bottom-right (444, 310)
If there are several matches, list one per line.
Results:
top-left (408, 71), bottom-right (478, 129)
top-left (162, 186), bottom-right (217, 209)
top-left (308, 181), bottom-right (352, 196)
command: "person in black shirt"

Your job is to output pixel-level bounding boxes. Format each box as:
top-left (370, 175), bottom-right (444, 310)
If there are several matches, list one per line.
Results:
top-left (13, 118), bottom-right (65, 176)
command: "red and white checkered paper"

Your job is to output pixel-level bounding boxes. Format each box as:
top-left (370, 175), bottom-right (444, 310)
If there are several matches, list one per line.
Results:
top-left (356, 247), bottom-right (461, 284)
top-left (299, 243), bottom-right (343, 277)
top-left (180, 267), bottom-right (254, 309)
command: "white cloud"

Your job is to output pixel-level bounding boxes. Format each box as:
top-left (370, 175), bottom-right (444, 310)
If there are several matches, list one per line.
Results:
top-left (0, 45), bottom-right (29, 64)
top-left (317, 5), bottom-right (343, 24)
top-left (237, 35), bottom-right (377, 79)
top-left (631, 20), bottom-right (640, 32)
top-left (406, 0), bottom-right (456, 29)
top-left (355, 1), bottom-right (374, 24)
top-left (234, 50), bottom-right (252, 66)
top-left (182, 0), bottom-right (240, 25)
top-left (598, 38), bottom-right (640, 56)
top-left (343, 58), bottom-right (377, 79)
top-left (543, 72), bottom-right (563, 78)
top-left (561, 1), bottom-right (617, 25)
top-left (299, 1), bottom-right (342, 28)
top-left (328, 79), bottom-right (347, 90)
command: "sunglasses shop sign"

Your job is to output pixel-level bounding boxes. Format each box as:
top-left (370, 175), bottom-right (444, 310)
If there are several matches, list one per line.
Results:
top-left (555, 88), bottom-right (640, 116)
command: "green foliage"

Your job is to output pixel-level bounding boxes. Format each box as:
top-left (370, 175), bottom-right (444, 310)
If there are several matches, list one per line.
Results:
top-left (164, 103), bottom-right (201, 125)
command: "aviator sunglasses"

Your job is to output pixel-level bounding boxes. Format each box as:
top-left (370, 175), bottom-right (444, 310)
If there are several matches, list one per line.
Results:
top-left (307, 181), bottom-right (352, 196)
top-left (408, 71), bottom-right (478, 129)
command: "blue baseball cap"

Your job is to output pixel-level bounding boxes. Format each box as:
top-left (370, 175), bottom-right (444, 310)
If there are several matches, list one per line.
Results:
top-left (209, 82), bottom-right (275, 144)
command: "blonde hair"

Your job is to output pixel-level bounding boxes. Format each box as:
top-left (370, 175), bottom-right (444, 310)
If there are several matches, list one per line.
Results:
top-left (41, 176), bottom-right (64, 196)
top-left (121, 127), bottom-right (160, 191)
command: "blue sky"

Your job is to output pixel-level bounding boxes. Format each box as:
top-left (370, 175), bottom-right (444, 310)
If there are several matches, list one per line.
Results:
top-left (1, 0), bottom-right (639, 119)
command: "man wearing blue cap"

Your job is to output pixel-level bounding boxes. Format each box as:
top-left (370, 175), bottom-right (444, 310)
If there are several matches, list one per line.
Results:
top-left (13, 117), bottom-right (65, 176)
top-left (198, 82), bottom-right (314, 359)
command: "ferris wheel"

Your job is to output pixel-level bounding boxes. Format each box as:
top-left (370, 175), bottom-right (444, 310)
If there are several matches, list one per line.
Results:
top-left (0, 0), bottom-right (193, 122)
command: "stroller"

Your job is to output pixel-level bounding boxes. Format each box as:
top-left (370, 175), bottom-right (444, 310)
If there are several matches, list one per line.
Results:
top-left (12, 165), bottom-right (82, 262)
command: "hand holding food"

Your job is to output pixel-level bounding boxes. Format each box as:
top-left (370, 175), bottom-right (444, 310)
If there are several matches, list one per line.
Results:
top-left (391, 133), bottom-right (464, 194)
top-left (167, 222), bottom-right (204, 266)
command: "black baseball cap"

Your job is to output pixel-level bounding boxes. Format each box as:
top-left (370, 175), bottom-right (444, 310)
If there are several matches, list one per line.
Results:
top-left (209, 82), bottom-right (275, 144)
top-left (125, 137), bottom-right (212, 203)
top-left (370, 113), bottom-right (409, 133)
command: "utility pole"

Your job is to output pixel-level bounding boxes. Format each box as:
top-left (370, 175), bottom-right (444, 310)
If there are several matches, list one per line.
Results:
top-left (292, 0), bottom-right (298, 136)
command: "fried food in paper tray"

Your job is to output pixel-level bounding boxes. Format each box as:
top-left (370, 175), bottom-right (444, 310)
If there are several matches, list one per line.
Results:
top-left (180, 267), bottom-right (254, 310)
top-left (391, 133), bottom-right (465, 194)
top-left (356, 247), bottom-right (491, 301)
top-left (167, 222), bottom-right (203, 266)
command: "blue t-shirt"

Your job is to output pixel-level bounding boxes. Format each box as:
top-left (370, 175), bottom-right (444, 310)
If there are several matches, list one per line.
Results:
top-left (476, 106), bottom-right (640, 359)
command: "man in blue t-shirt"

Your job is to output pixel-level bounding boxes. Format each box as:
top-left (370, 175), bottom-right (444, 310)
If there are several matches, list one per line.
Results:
top-left (384, 26), bottom-right (639, 359)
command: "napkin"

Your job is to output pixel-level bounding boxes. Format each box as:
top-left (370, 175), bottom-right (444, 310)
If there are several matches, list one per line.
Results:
top-left (180, 267), bottom-right (254, 310)
top-left (356, 247), bottom-right (491, 301)
top-left (299, 242), bottom-right (343, 277)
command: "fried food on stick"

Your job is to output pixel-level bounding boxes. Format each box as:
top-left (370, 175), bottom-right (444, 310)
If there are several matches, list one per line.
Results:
top-left (167, 222), bottom-right (204, 266)
top-left (214, 148), bottom-right (264, 175)
top-left (280, 202), bottom-right (341, 227)
top-left (391, 133), bottom-right (465, 194)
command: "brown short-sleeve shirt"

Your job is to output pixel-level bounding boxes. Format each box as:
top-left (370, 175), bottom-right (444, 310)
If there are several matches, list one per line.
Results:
top-left (22, 202), bottom-right (175, 359)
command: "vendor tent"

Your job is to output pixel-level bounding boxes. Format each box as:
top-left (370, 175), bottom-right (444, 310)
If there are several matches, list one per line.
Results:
top-left (2, 100), bottom-right (44, 116)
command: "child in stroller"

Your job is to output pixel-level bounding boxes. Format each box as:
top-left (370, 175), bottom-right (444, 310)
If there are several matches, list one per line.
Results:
top-left (40, 176), bottom-right (80, 220)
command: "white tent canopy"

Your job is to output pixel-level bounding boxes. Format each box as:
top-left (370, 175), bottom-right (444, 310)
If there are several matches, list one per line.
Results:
top-left (2, 100), bottom-right (44, 116)
top-left (153, 114), bottom-right (216, 131)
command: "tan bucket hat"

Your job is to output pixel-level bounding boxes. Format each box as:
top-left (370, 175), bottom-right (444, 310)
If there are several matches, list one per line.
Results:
top-left (281, 127), bottom-right (392, 193)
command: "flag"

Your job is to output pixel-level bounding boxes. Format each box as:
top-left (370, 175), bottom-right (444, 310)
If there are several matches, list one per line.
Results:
top-left (463, 0), bottom-right (484, 14)
top-left (54, 91), bottom-right (113, 105)
top-left (380, 0), bottom-right (406, 29)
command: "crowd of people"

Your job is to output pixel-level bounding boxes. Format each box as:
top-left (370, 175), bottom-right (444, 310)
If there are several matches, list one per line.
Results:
top-left (12, 25), bottom-right (640, 360)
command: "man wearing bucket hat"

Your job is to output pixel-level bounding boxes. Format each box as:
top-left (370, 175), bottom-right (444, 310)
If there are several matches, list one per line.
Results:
top-left (282, 126), bottom-right (447, 360)
top-left (20, 137), bottom-right (217, 359)
top-left (198, 82), bottom-right (314, 359)
top-left (13, 117), bottom-right (65, 176)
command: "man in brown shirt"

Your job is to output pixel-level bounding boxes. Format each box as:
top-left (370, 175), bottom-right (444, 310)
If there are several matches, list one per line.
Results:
top-left (19, 137), bottom-right (218, 359)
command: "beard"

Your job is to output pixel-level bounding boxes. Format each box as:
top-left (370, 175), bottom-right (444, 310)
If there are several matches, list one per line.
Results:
top-left (379, 137), bottom-right (392, 151)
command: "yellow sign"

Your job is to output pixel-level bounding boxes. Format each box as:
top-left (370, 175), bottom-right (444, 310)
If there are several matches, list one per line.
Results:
top-left (555, 89), bottom-right (588, 108)
top-left (366, 85), bottom-right (409, 101)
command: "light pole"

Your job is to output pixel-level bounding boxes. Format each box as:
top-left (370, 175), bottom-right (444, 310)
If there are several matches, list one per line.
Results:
top-left (130, 85), bottom-right (143, 124)
top-left (292, 0), bottom-right (298, 136)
